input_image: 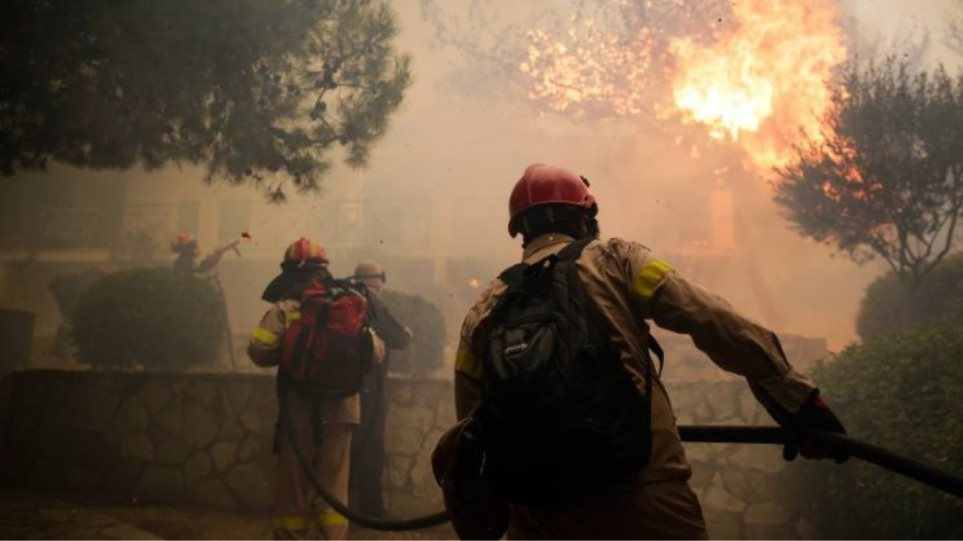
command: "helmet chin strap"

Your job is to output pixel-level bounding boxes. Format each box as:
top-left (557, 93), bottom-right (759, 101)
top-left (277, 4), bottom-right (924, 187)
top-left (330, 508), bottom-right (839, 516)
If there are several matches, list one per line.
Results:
top-left (586, 216), bottom-right (600, 238)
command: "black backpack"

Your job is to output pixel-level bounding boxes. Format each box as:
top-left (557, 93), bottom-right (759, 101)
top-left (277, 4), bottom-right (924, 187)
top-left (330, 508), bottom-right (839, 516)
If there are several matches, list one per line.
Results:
top-left (474, 237), bottom-right (659, 505)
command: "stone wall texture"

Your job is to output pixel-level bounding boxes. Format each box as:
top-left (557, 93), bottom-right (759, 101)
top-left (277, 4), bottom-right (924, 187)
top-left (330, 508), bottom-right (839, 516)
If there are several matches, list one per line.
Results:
top-left (0, 370), bottom-right (805, 538)
top-left (0, 371), bottom-right (277, 511)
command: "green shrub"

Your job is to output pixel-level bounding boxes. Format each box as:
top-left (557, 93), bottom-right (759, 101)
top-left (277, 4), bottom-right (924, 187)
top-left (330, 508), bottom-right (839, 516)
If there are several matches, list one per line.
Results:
top-left (857, 253), bottom-right (963, 341)
top-left (778, 322), bottom-right (963, 538)
top-left (380, 290), bottom-right (446, 377)
top-left (73, 268), bottom-right (226, 370)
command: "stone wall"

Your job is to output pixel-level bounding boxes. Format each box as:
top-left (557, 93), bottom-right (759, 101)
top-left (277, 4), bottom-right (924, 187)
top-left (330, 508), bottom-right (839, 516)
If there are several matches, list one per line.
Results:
top-left (0, 370), bottom-right (804, 538)
top-left (381, 377), bottom-right (454, 518)
top-left (665, 381), bottom-right (806, 539)
top-left (0, 371), bottom-right (277, 511)
top-left (0, 370), bottom-right (454, 517)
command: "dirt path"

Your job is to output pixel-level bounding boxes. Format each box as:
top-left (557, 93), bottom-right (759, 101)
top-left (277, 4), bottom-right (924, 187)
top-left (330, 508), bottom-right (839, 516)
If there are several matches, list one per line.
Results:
top-left (0, 490), bottom-right (456, 540)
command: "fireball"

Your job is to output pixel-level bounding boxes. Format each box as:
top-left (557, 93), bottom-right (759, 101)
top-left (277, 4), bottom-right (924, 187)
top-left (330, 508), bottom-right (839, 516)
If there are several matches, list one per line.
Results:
top-left (519, 0), bottom-right (847, 171)
top-left (669, 0), bottom-right (847, 169)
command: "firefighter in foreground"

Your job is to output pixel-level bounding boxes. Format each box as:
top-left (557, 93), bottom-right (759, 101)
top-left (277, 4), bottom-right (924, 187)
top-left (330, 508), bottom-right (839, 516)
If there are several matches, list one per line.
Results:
top-left (349, 260), bottom-right (412, 519)
top-left (442, 163), bottom-right (848, 539)
top-left (248, 238), bottom-right (384, 540)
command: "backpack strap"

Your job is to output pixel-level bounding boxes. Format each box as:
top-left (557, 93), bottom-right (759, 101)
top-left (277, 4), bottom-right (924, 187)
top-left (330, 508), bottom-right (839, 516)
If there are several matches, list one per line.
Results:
top-left (515, 237), bottom-right (665, 377)
top-left (497, 262), bottom-right (528, 288)
top-left (555, 236), bottom-right (594, 262)
top-left (499, 237), bottom-right (595, 286)
top-left (647, 334), bottom-right (665, 377)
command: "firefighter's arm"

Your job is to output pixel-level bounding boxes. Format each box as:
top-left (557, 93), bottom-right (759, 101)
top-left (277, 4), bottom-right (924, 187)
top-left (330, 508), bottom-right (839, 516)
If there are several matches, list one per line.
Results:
top-left (196, 240), bottom-right (240, 273)
top-left (453, 279), bottom-right (506, 420)
top-left (370, 291), bottom-right (413, 350)
top-left (454, 337), bottom-right (483, 421)
top-left (623, 245), bottom-right (816, 413)
top-left (246, 304), bottom-right (285, 367)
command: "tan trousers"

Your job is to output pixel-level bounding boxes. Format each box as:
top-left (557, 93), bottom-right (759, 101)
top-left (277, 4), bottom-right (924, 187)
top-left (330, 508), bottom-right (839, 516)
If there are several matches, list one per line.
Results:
top-left (274, 392), bottom-right (355, 540)
top-left (505, 480), bottom-right (708, 540)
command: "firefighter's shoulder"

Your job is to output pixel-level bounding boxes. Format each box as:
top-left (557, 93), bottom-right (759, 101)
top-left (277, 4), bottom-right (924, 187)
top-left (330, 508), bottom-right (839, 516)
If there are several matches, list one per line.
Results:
top-left (591, 237), bottom-right (676, 303)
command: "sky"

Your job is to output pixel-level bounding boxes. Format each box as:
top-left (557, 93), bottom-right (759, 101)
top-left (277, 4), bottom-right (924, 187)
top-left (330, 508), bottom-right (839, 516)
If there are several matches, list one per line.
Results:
top-left (850, 0), bottom-right (961, 69)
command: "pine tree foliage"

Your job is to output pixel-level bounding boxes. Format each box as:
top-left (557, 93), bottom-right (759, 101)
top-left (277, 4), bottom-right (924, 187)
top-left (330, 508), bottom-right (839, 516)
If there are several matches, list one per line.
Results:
top-left (0, 0), bottom-right (411, 199)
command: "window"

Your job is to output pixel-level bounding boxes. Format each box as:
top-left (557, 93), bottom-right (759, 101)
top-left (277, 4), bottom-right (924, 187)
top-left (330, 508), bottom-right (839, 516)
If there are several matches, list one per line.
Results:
top-left (218, 200), bottom-right (251, 243)
top-left (0, 177), bottom-right (125, 249)
top-left (178, 200), bottom-right (200, 236)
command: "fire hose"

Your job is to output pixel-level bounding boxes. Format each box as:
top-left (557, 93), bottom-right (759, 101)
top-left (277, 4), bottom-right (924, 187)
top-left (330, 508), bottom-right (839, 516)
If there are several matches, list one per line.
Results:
top-left (679, 426), bottom-right (963, 499)
top-left (284, 421), bottom-right (963, 531)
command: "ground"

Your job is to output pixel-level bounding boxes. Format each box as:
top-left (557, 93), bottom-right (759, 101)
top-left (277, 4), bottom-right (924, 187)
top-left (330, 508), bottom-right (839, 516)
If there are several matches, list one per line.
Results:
top-left (0, 490), bottom-right (456, 540)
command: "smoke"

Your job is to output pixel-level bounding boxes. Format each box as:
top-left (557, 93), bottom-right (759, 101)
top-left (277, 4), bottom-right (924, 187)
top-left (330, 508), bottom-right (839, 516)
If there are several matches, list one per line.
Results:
top-left (393, 0), bottom-right (881, 349)
top-left (11, 0), bottom-right (958, 364)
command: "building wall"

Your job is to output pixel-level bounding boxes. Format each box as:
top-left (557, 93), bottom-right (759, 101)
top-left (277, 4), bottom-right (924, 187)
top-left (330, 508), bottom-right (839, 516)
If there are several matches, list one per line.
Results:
top-left (0, 168), bottom-right (503, 360)
top-left (0, 370), bottom-right (808, 538)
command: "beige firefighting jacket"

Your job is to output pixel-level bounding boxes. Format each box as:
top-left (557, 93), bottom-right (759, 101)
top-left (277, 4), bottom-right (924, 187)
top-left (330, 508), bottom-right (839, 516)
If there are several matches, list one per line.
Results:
top-left (454, 233), bottom-right (817, 483)
top-left (248, 298), bottom-right (375, 425)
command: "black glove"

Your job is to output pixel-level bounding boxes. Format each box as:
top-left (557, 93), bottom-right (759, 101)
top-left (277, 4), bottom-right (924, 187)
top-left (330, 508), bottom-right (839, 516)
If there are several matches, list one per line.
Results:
top-left (778, 390), bottom-right (849, 463)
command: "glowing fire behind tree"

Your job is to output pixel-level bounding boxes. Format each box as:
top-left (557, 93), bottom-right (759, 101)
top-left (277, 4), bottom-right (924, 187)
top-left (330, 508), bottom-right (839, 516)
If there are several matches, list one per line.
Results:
top-left (519, 0), bottom-right (847, 170)
top-left (521, 20), bottom-right (654, 118)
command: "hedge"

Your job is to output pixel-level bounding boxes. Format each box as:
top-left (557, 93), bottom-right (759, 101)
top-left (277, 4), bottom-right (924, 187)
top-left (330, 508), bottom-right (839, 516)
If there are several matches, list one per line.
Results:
top-left (73, 268), bottom-right (226, 370)
top-left (857, 252), bottom-right (963, 341)
top-left (380, 289), bottom-right (446, 377)
top-left (778, 321), bottom-right (963, 538)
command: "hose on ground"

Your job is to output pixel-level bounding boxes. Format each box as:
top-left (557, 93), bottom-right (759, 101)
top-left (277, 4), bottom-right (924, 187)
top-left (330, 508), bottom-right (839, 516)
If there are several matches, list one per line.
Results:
top-left (285, 423), bottom-right (963, 531)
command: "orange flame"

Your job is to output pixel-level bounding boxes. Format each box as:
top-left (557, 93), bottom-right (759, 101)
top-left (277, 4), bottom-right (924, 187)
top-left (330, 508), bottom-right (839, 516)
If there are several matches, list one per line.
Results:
top-left (668, 0), bottom-right (846, 169)
top-left (519, 0), bottom-right (847, 171)
top-left (520, 18), bottom-right (655, 118)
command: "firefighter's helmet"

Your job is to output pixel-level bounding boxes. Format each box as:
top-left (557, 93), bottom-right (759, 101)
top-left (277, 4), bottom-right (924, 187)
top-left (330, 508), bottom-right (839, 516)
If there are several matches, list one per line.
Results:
top-left (508, 163), bottom-right (597, 237)
top-left (354, 260), bottom-right (386, 290)
top-left (171, 232), bottom-right (198, 254)
top-left (282, 237), bottom-right (328, 269)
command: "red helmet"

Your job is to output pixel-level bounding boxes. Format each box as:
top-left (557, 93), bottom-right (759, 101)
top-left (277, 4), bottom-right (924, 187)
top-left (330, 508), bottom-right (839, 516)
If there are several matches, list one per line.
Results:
top-left (508, 163), bottom-right (597, 237)
top-left (283, 237), bottom-right (328, 267)
top-left (171, 232), bottom-right (198, 254)
top-left (175, 232), bottom-right (195, 246)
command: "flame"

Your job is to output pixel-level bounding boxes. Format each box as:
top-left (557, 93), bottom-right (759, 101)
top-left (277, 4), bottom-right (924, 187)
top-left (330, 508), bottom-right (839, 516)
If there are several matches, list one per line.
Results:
top-left (668, 0), bottom-right (846, 169)
top-left (823, 139), bottom-right (871, 201)
top-left (520, 18), bottom-right (655, 118)
top-left (519, 0), bottom-right (847, 171)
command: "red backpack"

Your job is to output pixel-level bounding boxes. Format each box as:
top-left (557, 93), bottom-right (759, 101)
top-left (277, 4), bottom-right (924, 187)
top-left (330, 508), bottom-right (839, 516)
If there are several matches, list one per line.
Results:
top-left (281, 278), bottom-right (374, 397)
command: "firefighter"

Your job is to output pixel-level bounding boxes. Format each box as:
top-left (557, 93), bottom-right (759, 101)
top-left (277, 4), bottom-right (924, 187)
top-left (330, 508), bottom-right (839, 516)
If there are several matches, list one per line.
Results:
top-left (171, 232), bottom-right (242, 274)
top-left (248, 238), bottom-right (361, 540)
top-left (349, 260), bottom-right (412, 519)
top-left (448, 163), bottom-right (848, 539)
top-left (171, 233), bottom-right (201, 273)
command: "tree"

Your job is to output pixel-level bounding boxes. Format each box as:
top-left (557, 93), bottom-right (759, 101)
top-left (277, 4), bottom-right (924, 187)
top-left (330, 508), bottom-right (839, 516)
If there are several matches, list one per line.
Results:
top-left (774, 60), bottom-right (963, 285)
top-left (0, 0), bottom-right (410, 199)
